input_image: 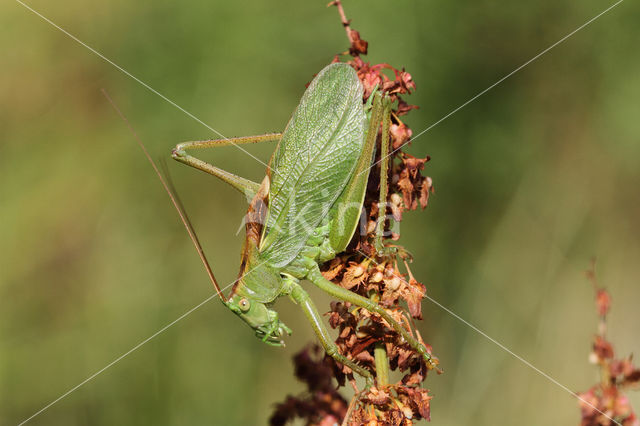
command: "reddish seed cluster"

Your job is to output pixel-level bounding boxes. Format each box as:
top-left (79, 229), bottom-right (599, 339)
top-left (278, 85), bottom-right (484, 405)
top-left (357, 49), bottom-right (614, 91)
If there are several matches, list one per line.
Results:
top-left (270, 2), bottom-right (437, 425)
top-left (333, 56), bottom-right (434, 222)
top-left (578, 266), bottom-right (640, 426)
top-left (270, 346), bottom-right (348, 426)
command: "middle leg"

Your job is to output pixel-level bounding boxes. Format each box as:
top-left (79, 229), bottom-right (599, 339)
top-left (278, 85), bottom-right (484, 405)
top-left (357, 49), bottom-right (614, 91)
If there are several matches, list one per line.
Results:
top-left (289, 281), bottom-right (374, 386)
top-left (306, 265), bottom-right (436, 369)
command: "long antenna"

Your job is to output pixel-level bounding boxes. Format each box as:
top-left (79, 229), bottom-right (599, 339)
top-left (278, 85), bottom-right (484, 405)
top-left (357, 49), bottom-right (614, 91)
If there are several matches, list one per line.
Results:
top-left (102, 89), bottom-right (226, 302)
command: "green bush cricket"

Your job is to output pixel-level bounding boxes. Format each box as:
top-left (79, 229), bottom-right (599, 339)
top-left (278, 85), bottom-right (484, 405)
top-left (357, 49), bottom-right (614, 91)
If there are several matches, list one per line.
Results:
top-left (168, 63), bottom-right (435, 385)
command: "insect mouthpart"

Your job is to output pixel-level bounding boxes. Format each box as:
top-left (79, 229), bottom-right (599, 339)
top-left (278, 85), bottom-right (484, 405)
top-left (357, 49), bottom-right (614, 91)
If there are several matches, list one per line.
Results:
top-left (225, 294), bottom-right (292, 346)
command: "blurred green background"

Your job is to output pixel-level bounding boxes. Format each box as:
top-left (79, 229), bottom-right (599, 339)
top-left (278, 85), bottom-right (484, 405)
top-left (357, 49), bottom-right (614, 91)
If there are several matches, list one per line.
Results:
top-left (1, 0), bottom-right (639, 424)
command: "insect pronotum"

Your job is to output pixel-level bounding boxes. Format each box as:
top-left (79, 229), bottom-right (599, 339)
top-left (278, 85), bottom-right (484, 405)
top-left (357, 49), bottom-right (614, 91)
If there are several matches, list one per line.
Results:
top-left (167, 63), bottom-right (434, 385)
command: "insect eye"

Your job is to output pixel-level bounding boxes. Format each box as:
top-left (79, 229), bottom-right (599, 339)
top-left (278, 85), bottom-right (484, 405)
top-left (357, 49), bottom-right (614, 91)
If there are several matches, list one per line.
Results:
top-left (238, 298), bottom-right (250, 312)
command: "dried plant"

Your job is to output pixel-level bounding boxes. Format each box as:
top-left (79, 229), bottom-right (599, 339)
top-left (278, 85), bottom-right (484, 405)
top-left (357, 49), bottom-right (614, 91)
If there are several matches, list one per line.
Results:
top-left (577, 262), bottom-right (640, 426)
top-left (270, 2), bottom-right (438, 424)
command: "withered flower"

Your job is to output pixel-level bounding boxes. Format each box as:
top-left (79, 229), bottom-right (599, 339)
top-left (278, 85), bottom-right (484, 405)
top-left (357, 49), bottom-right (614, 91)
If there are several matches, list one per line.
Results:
top-left (273, 2), bottom-right (437, 424)
top-left (577, 265), bottom-right (639, 426)
top-left (270, 346), bottom-right (348, 426)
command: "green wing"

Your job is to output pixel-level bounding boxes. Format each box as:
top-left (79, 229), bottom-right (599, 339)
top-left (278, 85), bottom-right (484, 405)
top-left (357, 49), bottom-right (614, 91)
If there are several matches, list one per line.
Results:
top-left (259, 63), bottom-right (365, 268)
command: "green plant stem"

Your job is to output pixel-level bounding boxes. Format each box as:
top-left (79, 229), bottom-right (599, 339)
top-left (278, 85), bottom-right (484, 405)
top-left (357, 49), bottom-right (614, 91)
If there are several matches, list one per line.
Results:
top-left (374, 343), bottom-right (389, 386)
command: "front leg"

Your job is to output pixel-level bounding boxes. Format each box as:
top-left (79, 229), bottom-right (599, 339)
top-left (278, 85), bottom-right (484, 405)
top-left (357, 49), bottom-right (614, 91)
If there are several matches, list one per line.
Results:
top-left (288, 281), bottom-right (374, 387)
top-left (172, 133), bottom-right (282, 198)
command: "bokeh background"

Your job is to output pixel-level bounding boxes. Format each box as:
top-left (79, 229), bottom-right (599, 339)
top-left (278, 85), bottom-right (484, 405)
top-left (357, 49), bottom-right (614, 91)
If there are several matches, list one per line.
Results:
top-left (1, 0), bottom-right (639, 424)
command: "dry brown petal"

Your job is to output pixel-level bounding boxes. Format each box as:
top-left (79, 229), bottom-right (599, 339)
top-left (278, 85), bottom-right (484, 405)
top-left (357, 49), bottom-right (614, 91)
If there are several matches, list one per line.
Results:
top-left (398, 70), bottom-right (416, 93)
top-left (381, 288), bottom-right (400, 308)
top-left (393, 398), bottom-right (414, 421)
top-left (349, 407), bottom-right (377, 426)
top-left (393, 155), bottom-right (431, 212)
top-left (342, 262), bottom-right (369, 289)
top-left (402, 367), bottom-right (426, 386)
top-left (610, 358), bottom-right (635, 378)
top-left (623, 413), bottom-right (639, 426)
top-left (394, 386), bottom-right (432, 421)
top-left (577, 387), bottom-right (600, 414)
top-left (593, 335), bottom-right (615, 361)
top-left (390, 193), bottom-right (404, 221)
top-left (339, 326), bottom-right (353, 339)
top-left (349, 30), bottom-right (368, 56)
top-left (327, 301), bottom-right (355, 329)
top-left (354, 349), bottom-right (376, 365)
top-left (419, 176), bottom-right (434, 209)
top-left (390, 123), bottom-right (413, 150)
top-left (405, 387), bottom-right (432, 420)
top-left (395, 346), bottom-right (415, 371)
top-left (613, 393), bottom-right (633, 420)
top-left (365, 387), bottom-right (391, 406)
top-left (402, 155), bottom-right (428, 177)
top-left (625, 369), bottom-right (640, 386)
top-left (402, 277), bottom-right (426, 320)
top-left (396, 98), bottom-right (419, 116)
top-left (396, 175), bottom-right (415, 211)
top-left (322, 257), bottom-right (345, 280)
top-left (369, 201), bottom-right (380, 218)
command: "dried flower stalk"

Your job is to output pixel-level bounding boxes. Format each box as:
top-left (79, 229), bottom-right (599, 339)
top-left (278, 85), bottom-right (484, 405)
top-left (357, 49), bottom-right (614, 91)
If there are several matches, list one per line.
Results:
top-left (271, 2), bottom-right (438, 425)
top-left (577, 261), bottom-right (639, 426)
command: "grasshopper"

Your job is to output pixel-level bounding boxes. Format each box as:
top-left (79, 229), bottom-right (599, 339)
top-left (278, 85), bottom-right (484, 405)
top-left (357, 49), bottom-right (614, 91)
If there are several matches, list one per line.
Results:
top-left (170, 63), bottom-right (434, 384)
